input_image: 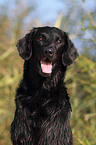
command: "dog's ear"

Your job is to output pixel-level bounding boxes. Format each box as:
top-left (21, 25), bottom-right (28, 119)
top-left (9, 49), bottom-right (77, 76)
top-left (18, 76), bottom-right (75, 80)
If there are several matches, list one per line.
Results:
top-left (62, 32), bottom-right (79, 66)
top-left (16, 28), bottom-right (37, 60)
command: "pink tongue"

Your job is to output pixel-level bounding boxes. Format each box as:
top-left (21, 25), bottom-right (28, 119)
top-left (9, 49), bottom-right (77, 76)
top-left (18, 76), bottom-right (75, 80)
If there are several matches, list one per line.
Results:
top-left (41, 62), bottom-right (52, 73)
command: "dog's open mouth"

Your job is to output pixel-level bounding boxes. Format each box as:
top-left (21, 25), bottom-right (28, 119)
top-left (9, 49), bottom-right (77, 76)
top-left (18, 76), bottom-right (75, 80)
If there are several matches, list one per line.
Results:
top-left (40, 58), bottom-right (52, 74)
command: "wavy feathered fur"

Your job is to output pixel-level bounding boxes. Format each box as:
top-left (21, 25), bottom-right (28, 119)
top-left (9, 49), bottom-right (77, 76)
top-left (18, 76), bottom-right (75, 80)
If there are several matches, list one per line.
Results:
top-left (11, 26), bottom-right (78, 145)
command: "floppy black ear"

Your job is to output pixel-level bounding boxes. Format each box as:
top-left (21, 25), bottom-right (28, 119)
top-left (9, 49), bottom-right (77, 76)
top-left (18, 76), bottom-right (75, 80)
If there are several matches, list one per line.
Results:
top-left (16, 28), bottom-right (37, 60)
top-left (62, 32), bottom-right (79, 66)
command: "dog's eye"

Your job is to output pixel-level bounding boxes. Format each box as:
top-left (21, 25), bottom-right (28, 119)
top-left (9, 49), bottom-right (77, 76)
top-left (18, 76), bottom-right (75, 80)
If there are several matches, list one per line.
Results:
top-left (39, 37), bottom-right (43, 41)
top-left (57, 40), bottom-right (61, 44)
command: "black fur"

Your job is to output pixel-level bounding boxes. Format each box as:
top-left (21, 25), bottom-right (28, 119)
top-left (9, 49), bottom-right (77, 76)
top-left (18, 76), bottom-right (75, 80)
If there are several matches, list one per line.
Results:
top-left (11, 26), bottom-right (78, 145)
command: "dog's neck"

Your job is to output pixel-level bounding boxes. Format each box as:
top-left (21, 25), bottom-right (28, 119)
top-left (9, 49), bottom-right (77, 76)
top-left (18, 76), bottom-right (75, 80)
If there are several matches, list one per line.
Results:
top-left (42, 69), bottom-right (66, 91)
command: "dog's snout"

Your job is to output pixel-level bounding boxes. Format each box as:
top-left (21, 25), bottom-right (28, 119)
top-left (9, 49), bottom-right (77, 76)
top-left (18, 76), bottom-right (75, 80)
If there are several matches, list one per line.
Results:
top-left (44, 48), bottom-right (54, 57)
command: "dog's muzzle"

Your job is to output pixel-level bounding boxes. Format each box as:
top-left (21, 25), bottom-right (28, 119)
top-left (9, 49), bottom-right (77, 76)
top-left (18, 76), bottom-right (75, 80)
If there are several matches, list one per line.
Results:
top-left (39, 48), bottom-right (55, 77)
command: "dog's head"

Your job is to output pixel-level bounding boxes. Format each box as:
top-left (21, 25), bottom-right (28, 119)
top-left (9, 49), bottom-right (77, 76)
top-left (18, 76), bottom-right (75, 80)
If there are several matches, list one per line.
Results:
top-left (17, 27), bottom-right (78, 77)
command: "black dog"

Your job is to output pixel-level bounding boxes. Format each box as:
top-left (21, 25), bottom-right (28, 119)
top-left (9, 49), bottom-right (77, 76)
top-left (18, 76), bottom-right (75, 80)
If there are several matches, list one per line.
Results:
top-left (11, 26), bottom-right (78, 145)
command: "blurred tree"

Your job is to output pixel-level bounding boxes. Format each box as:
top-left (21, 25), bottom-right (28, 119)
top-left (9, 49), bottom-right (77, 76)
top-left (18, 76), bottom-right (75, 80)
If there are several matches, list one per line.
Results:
top-left (61, 0), bottom-right (96, 60)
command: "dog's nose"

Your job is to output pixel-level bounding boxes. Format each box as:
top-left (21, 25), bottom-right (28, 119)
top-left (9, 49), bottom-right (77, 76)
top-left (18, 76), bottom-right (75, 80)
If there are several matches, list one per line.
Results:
top-left (44, 48), bottom-right (54, 57)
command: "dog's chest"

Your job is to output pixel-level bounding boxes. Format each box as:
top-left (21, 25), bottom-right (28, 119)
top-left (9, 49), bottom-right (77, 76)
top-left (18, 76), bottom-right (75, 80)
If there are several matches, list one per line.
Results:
top-left (38, 112), bottom-right (67, 145)
top-left (30, 91), bottom-right (66, 139)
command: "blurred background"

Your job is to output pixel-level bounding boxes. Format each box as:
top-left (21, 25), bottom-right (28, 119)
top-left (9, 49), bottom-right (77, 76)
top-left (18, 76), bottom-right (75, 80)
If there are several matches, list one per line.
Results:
top-left (0, 0), bottom-right (96, 144)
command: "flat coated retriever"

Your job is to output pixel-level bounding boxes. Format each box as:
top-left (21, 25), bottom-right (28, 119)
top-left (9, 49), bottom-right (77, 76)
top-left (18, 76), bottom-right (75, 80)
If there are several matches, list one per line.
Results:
top-left (11, 26), bottom-right (78, 145)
